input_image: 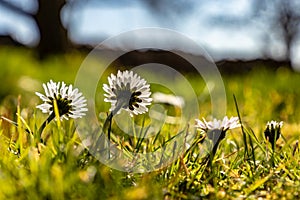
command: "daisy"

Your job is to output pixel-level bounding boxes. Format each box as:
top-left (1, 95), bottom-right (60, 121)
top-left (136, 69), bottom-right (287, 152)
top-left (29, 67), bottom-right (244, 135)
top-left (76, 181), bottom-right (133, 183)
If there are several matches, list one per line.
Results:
top-left (152, 92), bottom-right (185, 108)
top-left (195, 116), bottom-right (240, 132)
top-left (36, 80), bottom-right (88, 120)
top-left (103, 70), bottom-right (152, 116)
top-left (264, 120), bottom-right (283, 144)
top-left (102, 70), bottom-right (152, 158)
top-left (195, 116), bottom-right (241, 159)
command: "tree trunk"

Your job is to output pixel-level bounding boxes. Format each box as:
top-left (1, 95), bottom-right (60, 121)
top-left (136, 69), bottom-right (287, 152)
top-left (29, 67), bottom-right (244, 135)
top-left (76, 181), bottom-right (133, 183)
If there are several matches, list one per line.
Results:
top-left (35, 0), bottom-right (69, 59)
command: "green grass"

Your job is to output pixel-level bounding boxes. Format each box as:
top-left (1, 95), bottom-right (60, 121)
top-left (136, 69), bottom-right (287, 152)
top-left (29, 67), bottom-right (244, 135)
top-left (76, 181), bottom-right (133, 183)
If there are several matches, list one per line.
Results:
top-left (1, 47), bottom-right (300, 199)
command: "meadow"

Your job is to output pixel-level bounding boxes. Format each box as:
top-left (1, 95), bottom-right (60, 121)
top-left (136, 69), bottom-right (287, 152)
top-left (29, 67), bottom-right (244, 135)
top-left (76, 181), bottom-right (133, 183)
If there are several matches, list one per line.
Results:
top-left (0, 47), bottom-right (300, 199)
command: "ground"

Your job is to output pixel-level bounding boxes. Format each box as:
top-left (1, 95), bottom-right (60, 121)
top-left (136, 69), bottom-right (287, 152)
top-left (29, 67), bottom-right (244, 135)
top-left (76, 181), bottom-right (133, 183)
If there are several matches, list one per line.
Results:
top-left (0, 47), bottom-right (300, 199)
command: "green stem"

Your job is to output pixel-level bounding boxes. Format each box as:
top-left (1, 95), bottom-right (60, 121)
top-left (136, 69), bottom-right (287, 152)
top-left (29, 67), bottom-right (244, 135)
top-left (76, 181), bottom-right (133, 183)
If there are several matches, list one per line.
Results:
top-left (271, 140), bottom-right (276, 167)
top-left (108, 113), bottom-right (113, 159)
top-left (103, 112), bottom-right (113, 159)
top-left (208, 130), bottom-right (226, 167)
top-left (0, 116), bottom-right (32, 134)
top-left (103, 102), bottom-right (125, 159)
top-left (38, 113), bottom-right (55, 143)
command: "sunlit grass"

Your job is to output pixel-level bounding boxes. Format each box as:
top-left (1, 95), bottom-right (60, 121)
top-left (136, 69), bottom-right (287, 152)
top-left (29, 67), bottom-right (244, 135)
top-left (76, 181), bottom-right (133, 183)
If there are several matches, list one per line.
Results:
top-left (1, 47), bottom-right (300, 199)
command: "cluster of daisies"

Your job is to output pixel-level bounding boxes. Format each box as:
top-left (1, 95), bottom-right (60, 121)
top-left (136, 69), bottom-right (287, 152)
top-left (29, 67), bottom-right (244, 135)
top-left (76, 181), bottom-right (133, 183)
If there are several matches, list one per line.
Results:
top-left (33, 70), bottom-right (283, 149)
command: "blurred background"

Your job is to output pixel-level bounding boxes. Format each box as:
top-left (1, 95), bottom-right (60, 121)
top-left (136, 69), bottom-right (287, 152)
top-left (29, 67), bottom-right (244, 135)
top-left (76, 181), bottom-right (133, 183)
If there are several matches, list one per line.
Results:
top-left (1, 0), bottom-right (300, 126)
top-left (0, 0), bottom-right (299, 69)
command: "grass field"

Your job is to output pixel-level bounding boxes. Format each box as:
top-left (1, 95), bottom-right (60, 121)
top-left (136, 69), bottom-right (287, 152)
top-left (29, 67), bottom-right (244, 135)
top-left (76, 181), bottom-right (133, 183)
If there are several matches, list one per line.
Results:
top-left (1, 47), bottom-right (300, 199)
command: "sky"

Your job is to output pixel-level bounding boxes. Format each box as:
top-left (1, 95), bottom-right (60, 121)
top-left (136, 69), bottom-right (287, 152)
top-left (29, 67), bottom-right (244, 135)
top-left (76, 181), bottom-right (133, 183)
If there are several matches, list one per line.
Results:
top-left (67, 0), bottom-right (265, 60)
top-left (0, 0), bottom-right (299, 68)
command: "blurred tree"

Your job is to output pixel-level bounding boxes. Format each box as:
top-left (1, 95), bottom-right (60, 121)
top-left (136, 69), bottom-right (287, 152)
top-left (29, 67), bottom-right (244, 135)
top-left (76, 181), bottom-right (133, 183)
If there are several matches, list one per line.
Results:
top-left (207, 0), bottom-right (300, 69)
top-left (267, 0), bottom-right (300, 66)
top-left (0, 0), bottom-right (69, 59)
top-left (35, 0), bottom-right (68, 59)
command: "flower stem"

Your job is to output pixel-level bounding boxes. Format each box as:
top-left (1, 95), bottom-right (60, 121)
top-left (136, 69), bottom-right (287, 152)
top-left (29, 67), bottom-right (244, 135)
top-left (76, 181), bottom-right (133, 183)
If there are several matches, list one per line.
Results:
top-left (38, 113), bottom-right (55, 143)
top-left (208, 130), bottom-right (226, 167)
top-left (270, 140), bottom-right (276, 167)
top-left (103, 112), bottom-right (113, 159)
top-left (103, 102), bottom-right (125, 159)
top-left (108, 113), bottom-right (113, 159)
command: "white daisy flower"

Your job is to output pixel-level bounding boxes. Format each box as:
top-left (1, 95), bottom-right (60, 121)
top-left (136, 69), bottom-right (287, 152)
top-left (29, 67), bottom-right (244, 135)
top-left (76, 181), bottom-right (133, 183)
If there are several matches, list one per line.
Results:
top-left (266, 120), bottom-right (283, 130)
top-left (103, 70), bottom-right (152, 116)
top-left (195, 116), bottom-right (240, 157)
top-left (36, 80), bottom-right (88, 120)
top-left (264, 120), bottom-right (283, 143)
top-left (152, 92), bottom-right (185, 108)
top-left (195, 116), bottom-right (240, 132)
